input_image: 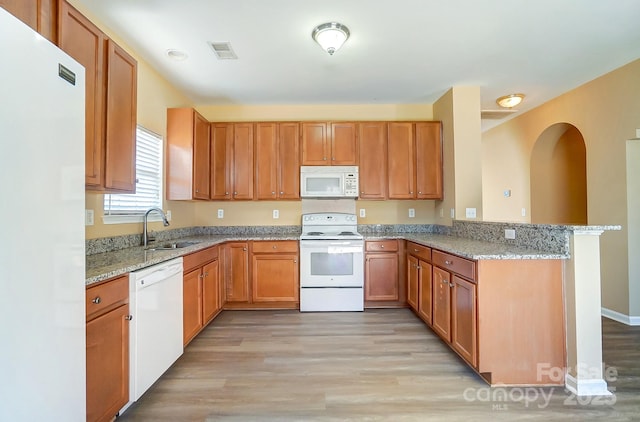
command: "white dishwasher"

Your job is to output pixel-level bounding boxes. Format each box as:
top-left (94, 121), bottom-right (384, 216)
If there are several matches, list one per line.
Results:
top-left (127, 257), bottom-right (184, 405)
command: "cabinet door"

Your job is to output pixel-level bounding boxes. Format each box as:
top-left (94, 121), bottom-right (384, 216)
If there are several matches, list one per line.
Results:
top-left (301, 122), bottom-right (329, 165)
top-left (387, 122), bottom-right (415, 199)
top-left (358, 122), bottom-right (387, 199)
top-left (451, 275), bottom-right (477, 367)
top-left (278, 122), bottom-right (300, 199)
top-left (58, 1), bottom-right (105, 189)
top-left (183, 268), bottom-right (203, 345)
top-left (211, 123), bottom-right (232, 200)
top-left (232, 123), bottom-right (254, 199)
top-left (415, 122), bottom-right (443, 199)
top-left (432, 266), bottom-right (451, 341)
top-left (331, 122), bottom-right (357, 165)
top-left (365, 253), bottom-right (399, 301)
top-left (202, 259), bottom-right (219, 324)
top-left (417, 260), bottom-right (433, 325)
top-left (225, 243), bottom-right (249, 302)
top-left (1, 0), bottom-right (37, 30)
top-left (252, 254), bottom-right (299, 302)
top-left (86, 303), bottom-right (129, 422)
top-left (104, 40), bottom-right (137, 193)
top-left (192, 112), bottom-right (211, 199)
top-left (254, 122), bottom-right (278, 200)
top-left (407, 255), bottom-right (419, 311)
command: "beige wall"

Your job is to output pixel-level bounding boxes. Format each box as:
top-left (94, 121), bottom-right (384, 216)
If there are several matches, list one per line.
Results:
top-left (482, 59), bottom-right (640, 317)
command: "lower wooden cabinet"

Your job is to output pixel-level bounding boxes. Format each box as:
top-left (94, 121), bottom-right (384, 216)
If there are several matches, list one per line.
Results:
top-left (451, 275), bottom-right (477, 367)
top-left (417, 261), bottom-right (433, 324)
top-left (406, 242), bottom-right (432, 317)
top-left (365, 240), bottom-right (400, 303)
top-left (406, 255), bottom-right (419, 311)
top-left (85, 275), bottom-right (130, 422)
top-left (224, 242), bottom-right (250, 303)
top-left (432, 266), bottom-right (453, 340)
top-left (182, 246), bottom-right (220, 346)
top-left (251, 241), bottom-right (299, 302)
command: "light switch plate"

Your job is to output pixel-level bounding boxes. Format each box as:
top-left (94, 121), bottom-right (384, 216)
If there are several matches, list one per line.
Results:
top-left (217, 209), bottom-right (224, 219)
top-left (359, 209), bottom-right (366, 218)
top-left (85, 209), bottom-right (94, 226)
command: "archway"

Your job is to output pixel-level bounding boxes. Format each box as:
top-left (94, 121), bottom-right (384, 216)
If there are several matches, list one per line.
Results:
top-left (530, 123), bottom-right (587, 224)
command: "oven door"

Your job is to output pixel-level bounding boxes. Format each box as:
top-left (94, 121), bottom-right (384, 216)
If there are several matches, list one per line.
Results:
top-left (299, 239), bottom-right (364, 287)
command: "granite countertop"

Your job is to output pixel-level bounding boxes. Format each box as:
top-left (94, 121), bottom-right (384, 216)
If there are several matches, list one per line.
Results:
top-left (86, 231), bottom-right (567, 286)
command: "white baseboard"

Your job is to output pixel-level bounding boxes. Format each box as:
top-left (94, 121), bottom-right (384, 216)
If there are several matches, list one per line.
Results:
top-left (565, 373), bottom-right (612, 397)
top-left (601, 307), bottom-right (640, 326)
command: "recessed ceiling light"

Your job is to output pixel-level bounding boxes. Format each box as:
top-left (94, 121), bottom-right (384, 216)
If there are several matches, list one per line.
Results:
top-left (166, 49), bottom-right (188, 61)
top-left (496, 93), bottom-right (525, 108)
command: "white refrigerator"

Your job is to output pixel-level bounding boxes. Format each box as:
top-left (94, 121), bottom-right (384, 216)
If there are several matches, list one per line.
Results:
top-left (0, 8), bottom-right (86, 421)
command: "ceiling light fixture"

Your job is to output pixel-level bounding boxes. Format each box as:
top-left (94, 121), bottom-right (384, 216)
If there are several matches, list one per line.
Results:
top-left (166, 49), bottom-right (188, 61)
top-left (311, 22), bottom-right (350, 55)
top-left (496, 93), bottom-right (525, 108)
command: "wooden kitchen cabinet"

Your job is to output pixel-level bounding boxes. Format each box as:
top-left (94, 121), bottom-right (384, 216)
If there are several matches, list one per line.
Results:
top-left (451, 275), bottom-right (477, 367)
top-left (251, 241), bottom-right (299, 303)
top-left (301, 122), bottom-right (357, 165)
top-left (365, 240), bottom-right (399, 302)
top-left (0, 0), bottom-right (56, 41)
top-left (406, 242), bottom-right (432, 320)
top-left (415, 122), bottom-right (443, 199)
top-left (387, 122), bottom-right (415, 199)
top-left (58, 1), bottom-right (137, 193)
top-left (182, 246), bottom-right (220, 346)
top-left (209, 123), bottom-right (253, 200)
top-left (85, 275), bottom-right (130, 422)
top-left (254, 122), bottom-right (300, 200)
top-left (407, 255), bottom-right (419, 311)
top-left (166, 108), bottom-right (211, 200)
top-left (432, 266), bottom-right (452, 340)
top-left (224, 242), bottom-right (250, 303)
top-left (358, 122), bottom-right (387, 199)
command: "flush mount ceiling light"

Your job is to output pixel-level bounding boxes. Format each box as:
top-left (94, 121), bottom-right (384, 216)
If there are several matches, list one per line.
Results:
top-left (311, 22), bottom-right (350, 55)
top-left (496, 93), bottom-right (525, 108)
top-left (166, 49), bottom-right (188, 61)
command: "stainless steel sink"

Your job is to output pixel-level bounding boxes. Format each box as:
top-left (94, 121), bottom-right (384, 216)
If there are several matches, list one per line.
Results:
top-left (147, 241), bottom-right (200, 250)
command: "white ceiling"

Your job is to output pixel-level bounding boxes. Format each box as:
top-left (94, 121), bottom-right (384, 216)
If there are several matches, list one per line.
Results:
top-left (75, 0), bottom-right (640, 130)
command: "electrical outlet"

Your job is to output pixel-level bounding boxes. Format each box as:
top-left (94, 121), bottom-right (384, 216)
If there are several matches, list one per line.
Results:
top-left (273, 209), bottom-right (279, 219)
top-left (522, 208), bottom-right (527, 217)
top-left (217, 209), bottom-right (224, 219)
top-left (359, 209), bottom-right (366, 218)
top-left (466, 208), bottom-right (477, 218)
top-left (505, 229), bottom-right (516, 240)
top-left (450, 208), bottom-right (455, 218)
top-left (85, 209), bottom-right (94, 226)
top-left (165, 210), bottom-right (172, 221)
top-left (503, 189), bottom-right (511, 197)
top-left (408, 208), bottom-right (415, 218)
top-left (439, 208), bottom-right (444, 218)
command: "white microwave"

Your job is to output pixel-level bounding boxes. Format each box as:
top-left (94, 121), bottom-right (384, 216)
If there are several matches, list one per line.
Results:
top-left (300, 166), bottom-right (359, 198)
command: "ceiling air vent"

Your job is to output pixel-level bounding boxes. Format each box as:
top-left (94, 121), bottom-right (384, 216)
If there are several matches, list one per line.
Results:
top-left (209, 42), bottom-right (238, 60)
top-left (481, 109), bottom-right (518, 120)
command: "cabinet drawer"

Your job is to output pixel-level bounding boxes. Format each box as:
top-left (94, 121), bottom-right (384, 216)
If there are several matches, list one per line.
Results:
top-left (432, 250), bottom-right (476, 281)
top-left (366, 240), bottom-right (398, 252)
top-left (183, 246), bottom-right (218, 272)
top-left (86, 275), bottom-right (128, 321)
top-left (407, 242), bottom-right (432, 262)
top-left (252, 240), bottom-right (298, 254)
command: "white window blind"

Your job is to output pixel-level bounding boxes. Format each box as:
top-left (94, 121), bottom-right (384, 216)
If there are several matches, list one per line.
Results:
top-left (104, 126), bottom-right (163, 216)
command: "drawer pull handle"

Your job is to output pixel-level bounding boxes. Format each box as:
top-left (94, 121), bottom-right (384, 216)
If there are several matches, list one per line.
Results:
top-left (92, 297), bottom-right (101, 304)
top-left (125, 315), bottom-right (133, 321)
top-left (445, 260), bottom-right (453, 265)
top-left (273, 245), bottom-right (277, 249)
top-left (380, 245), bottom-right (384, 248)
top-left (414, 249), bottom-right (419, 252)
top-left (449, 282), bottom-right (455, 288)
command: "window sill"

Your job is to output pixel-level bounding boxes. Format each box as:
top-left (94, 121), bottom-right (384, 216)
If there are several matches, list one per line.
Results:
top-left (102, 214), bottom-right (167, 225)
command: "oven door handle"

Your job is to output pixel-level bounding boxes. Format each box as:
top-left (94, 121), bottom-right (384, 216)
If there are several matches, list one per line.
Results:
top-left (300, 240), bottom-right (364, 248)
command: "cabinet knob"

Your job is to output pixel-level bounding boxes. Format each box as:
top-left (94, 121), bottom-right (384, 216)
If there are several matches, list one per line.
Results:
top-left (380, 245), bottom-right (384, 248)
top-left (272, 245), bottom-right (277, 249)
top-left (445, 260), bottom-right (453, 265)
top-left (280, 191), bottom-right (284, 195)
top-left (243, 247), bottom-right (247, 251)
top-left (332, 157), bottom-right (335, 161)
top-left (410, 191), bottom-right (413, 194)
top-left (204, 272), bottom-right (209, 277)
top-left (323, 157), bottom-right (327, 161)
top-left (418, 191), bottom-right (422, 194)
top-left (449, 282), bottom-right (455, 288)
top-left (225, 191), bottom-right (229, 195)
top-left (272, 191), bottom-right (276, 195)
top-left (414, 249), bottom-right (419, 252)
top-left (294, 260), bottom-right (297, 263)
top-left (234, 191), bottom-right (238, 195)
top-left (195, 189), bottom-right (199, 193)
top-left (442, 279), bottom-right (448, 284)
top-left (92, 297), bottom-right (101, 304)
top-left (125, 315), bottom-right (133, 321)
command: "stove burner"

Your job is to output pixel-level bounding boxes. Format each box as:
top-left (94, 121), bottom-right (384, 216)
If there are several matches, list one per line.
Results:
top-left (307, 231), bottom-right (323, 235)
top-left (339, 231), bottom-right (355, 236)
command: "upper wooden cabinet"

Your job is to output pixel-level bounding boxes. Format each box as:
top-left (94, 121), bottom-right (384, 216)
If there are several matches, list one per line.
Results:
top-left (254, 122), bottom-right (300, 200)
top-left (301, 122), bottom-right (357, 165)
top-left (58, 1), bottom-right (137, 193)
top-left (166, 108), bottom-right (211, 200)
top-left (386, 122), bottom-right (443, 200)
top-left (0, 0), bottom-right (57, 41)
top-left (210, 123), bottom-right (233, 200)
top-left (209, 123), bottom-right (253, 200)
top-left (358, 122), bottom-right (387, 199)
top-left (415, 122), bottom-right (443, 199)
top-left (232, 123), bottom-right (254, 200)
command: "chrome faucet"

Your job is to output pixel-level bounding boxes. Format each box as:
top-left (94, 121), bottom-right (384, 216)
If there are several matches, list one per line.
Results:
top-left (143, 207), bottom-right (170, 247)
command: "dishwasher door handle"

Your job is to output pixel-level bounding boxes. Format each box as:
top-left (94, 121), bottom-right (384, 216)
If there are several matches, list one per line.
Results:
top-left (133, 261), bottom-right (183, 290)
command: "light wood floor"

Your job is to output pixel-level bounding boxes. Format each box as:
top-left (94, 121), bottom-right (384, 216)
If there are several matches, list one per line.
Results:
top-left (119, 309), bottom-right (640, 421)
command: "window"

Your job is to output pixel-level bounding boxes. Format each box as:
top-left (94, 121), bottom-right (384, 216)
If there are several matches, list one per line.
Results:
top-left (103, 126), bottom-right (163, 224)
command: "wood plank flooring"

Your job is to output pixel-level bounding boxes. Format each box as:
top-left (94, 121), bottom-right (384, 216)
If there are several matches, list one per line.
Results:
top-left (119, 310), bottom-right (640, 421)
